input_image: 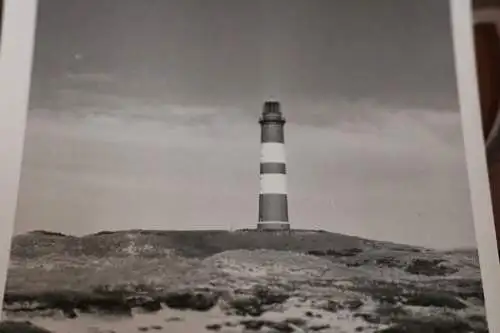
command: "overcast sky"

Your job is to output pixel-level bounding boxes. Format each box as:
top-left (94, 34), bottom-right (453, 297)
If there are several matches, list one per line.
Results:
top-left (13, 0), bottom-right (477, 249)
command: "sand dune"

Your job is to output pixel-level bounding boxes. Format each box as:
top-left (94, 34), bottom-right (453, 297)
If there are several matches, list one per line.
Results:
top-left (1, 230), bottom-right (487, 333)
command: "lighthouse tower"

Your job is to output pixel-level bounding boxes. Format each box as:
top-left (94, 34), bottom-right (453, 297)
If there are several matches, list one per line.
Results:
top-left (257, 101), bottom-right (290, 231)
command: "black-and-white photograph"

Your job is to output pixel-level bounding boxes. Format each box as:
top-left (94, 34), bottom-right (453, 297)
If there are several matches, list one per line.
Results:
top-left (0, 1), bottom-right (490, 332)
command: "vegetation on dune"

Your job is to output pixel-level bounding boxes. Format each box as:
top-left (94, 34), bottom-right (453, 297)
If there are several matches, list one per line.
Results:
top-left (376, 314), bottom-right (488, 333)
top-left (351, 278), bottom-right (483, 307)
top-left (9, 229), bottom-right (372, 259)
top-left (4, 288), bottom-right (221, 317)
top-left (0, 321), bottom-right (52, 333)
top-left (405, 258), bottom-right (459, 276)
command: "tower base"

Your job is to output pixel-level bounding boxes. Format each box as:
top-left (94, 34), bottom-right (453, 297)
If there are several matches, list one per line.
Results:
top-left (257, 222), bottom-right (291, 231)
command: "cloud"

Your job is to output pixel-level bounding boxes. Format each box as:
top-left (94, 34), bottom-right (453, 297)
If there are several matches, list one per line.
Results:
top-left (65, 72), bottom-right (116, 83)
top-left (30, 88), bottom-right (251, 127)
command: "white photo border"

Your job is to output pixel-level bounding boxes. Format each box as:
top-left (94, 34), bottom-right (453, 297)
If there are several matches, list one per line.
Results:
top-left (0, 0), bottom-right (38, 316)
top-left (451, 1), bottom-right (500, 332)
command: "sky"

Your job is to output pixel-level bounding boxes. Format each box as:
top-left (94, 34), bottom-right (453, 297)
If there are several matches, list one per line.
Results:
top-left (12, 0), bottom-right (477, 249)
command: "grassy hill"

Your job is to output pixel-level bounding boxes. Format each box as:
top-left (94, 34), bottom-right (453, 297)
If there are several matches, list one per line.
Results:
top-left (1, 229), bottom-right (487, 333)
top-left (9, 229), bottom-right (423, 259)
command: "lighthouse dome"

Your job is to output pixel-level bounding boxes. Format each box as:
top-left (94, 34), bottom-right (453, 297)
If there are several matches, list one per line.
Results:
top-left (260, 101), bottom-right (285, 124)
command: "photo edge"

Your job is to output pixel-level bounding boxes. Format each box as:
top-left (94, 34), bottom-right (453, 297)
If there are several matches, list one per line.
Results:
top-left (451, 1), bottom-right (500, 332)
top-left (0, 0), bottom-right (38, 312)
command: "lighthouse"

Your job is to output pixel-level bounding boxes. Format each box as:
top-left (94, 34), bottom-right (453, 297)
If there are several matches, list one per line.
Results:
top-left (257, 101), bottom-right (290, 231)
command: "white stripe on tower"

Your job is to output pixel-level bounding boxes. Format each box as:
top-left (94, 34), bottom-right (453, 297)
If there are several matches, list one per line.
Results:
top-left (257, 101), bottom-right (290, 232)
top-left (260, 143), bottom-right (286, 164)
top-left (259, 174), bottom-right (287, 194)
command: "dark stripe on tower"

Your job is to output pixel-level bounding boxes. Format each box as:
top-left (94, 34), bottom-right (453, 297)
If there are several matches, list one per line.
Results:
top-left (260, 162), bottom-right (286, 174)
top-left (258, 194), bottom-right (289, 222)
top-left (261, 124), bottom-right (285, 143)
